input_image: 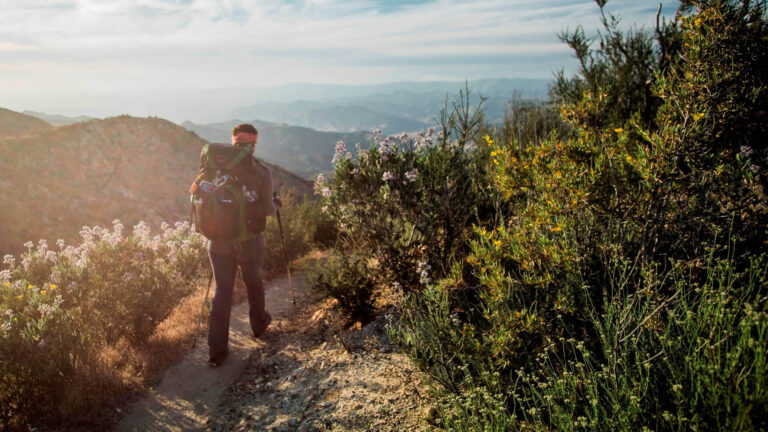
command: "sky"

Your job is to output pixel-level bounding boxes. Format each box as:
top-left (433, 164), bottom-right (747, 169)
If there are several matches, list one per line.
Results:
top-left (0, 0), bottom-right (677, 120)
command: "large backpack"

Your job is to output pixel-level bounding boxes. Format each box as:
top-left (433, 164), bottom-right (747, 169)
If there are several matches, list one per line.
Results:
top-left (190, 143), bottom-right (267, 241)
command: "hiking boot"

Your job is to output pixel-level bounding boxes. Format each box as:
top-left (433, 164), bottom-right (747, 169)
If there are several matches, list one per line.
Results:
top-left (208, 351), bottom-right (228, 367)
top-left (253, 311), bottom-right (272, 338)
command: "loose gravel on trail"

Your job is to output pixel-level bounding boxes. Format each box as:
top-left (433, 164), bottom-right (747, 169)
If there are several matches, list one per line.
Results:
top-left (114, 269), bottom-right (434, 431)
top-left (207, 299), bottom-right (434, 432)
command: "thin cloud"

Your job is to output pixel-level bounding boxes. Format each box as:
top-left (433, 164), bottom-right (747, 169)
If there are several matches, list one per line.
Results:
top-left (0, 0), bottom-right (678, 117)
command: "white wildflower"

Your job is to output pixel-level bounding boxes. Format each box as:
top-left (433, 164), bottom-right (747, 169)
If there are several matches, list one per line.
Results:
top-left (38, 303), bottom-right (54, 316)
top-left (3, 255), bottom-right (14, 267)
top-left (45, 251), bottom-right (57, 263)
top-left (405, 170), bottom-right (417, 183)
top-left (313, 173), bottom-right (327, 195)
top-left (382, 171), bottom-right (395, 181)
top-left (379, 140), bottom-right (389, 155)
top-left (332, 140), bottom-right (347, 164)
top-left (417, 261), bottom-right (431, 285)
top-left (112, 219), bottom-right (124, 236)
top-left (321, 187), bottom-right (332, 198)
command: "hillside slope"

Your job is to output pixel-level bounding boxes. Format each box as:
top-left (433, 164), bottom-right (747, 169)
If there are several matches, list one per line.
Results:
top-left (182, 119), bottom-right (371, 179)
top-left (0, 107), bottom-right (53, 137)
top-left (0, 116), bottom-right (311, 255)
top-left (23, 110), bottom-right (94, 126)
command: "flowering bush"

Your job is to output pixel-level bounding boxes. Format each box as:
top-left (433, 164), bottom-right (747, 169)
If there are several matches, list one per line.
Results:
top-left (0, 220), bottom-right (207, 429)
top-left (385, 1), bottom-right (768, 430)
top-left (316, 87), bottom-right (494, 299)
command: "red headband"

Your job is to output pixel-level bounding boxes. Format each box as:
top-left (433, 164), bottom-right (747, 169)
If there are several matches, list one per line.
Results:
top-left (232, 132), bottom-right (258, 145)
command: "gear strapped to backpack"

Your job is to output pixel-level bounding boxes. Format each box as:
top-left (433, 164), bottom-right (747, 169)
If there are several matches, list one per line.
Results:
top-left (190, 143), bottom-right (268, 241)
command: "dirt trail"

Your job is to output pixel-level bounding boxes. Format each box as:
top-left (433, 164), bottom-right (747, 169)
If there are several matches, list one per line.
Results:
top-left (114, 274), bottom-right (304, 432)
top-left (114, 272), bottom-right (432, 432)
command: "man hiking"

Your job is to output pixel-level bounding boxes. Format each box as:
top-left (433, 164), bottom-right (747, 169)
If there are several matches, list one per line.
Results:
top-left (194, 123), bottom-right (280, 366)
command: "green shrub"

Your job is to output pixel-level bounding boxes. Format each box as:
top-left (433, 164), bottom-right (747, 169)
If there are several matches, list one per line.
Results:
top-left (261, 188), bottom-right (336, 277)
top-left (317, 86), bottom-right (495, 291)
top-left (0, 220), bottom-right (207, 429)
top-left (517, 253), bottom-right (768, 431)
top-left (388, 1), bottom-right (768, 430)
top-left (308, 250), bottom-right (376, 321)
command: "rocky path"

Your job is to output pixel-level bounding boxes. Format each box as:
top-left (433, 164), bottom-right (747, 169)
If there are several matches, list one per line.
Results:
top-left (114, 271), bottom-right (433, 431)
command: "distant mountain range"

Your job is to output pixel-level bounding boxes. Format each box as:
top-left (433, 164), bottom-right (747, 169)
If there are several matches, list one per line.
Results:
top-left (181, 78), bottom-right (551, 177)
top-left (183, 119), bottom-right (371, 179)
top-left (0, 107), bottom-right (53, 137)
top-left (0, 108), bottom-right (310, 255)
top-left (229, 78), bottom-right (550, 135)
top-left (23, 110), bottom-right (93, 126)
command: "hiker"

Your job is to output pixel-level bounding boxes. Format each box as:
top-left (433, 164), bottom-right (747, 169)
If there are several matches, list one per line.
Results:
top-left (202, 123), bottom-right (280, 366)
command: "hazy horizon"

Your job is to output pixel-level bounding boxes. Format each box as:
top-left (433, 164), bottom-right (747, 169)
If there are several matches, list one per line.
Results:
top-left (1, 0), bottom-right (677, 122)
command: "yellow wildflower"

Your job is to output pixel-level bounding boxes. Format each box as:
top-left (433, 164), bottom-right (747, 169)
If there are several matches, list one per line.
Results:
top-left (40, 290), bottom-right (46, 295)
top-left (614, 128), bottom-right (624, 133)
top-left (484, 134), bottom-right (494, 146)
top-left (494, 240), bottom-right (502, 246)
top-left (551, 227), bottom-right (563, 232)
top-left (694, 18), bottom-right (702, 27)
top-left (16, 294), bottom-right (22, 300)
top-left (3, 282), bottom-right (9, 287)
top-left (626, 155), bottom-right (632, 162)
top-left (692, 113), bottom-right (705, 121)
top-left (49, 284), bottom-right (56, 290)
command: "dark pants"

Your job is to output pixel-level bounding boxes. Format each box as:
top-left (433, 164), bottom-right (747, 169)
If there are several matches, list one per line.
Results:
top-left (207, 235), bottom-right (266, 359)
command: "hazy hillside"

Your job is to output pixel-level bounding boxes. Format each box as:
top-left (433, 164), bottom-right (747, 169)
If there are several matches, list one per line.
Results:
top-left (182, 119), bottom-right (371, 179)
top-left (297, 105), bottom-right (428, 133)
top-left (0, 107), bottom-right (53, 137)
top-left (234, 103), bottom-right (428, 135)
top-left (231, 78), bottom-right (549, 133)
top-left (0, 116), bottom-right (311, 255)
top-left (23, 110), bottom-right (94, 126)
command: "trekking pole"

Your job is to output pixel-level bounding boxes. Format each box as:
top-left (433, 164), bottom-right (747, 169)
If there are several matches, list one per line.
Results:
top-left (273, 192), bottom-right (295, 305)
top-left (191, 271), bottom-right (214, 349)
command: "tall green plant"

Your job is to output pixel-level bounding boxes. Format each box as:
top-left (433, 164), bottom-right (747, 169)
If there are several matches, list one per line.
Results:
top-left (318, 85), bottom-right (494, 291)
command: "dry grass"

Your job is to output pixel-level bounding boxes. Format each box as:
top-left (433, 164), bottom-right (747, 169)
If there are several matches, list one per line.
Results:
top-left (44, 273), bottom-right (255, 431)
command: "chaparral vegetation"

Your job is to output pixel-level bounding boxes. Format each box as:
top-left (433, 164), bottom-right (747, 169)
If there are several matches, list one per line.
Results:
top-left (0, 191), bottom-right (319, 430)
top-left (313, 0), bottom-right (768, 430)
top-left (2, 0), bottom-right (766, 430)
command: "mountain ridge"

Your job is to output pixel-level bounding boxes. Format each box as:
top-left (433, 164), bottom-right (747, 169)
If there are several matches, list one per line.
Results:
top-left (0, 112), bottom-right (310, 255)
top-left (182, 119), bottom-right (372, 179)
top-left (0, 107), bottom-right (53, 137)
